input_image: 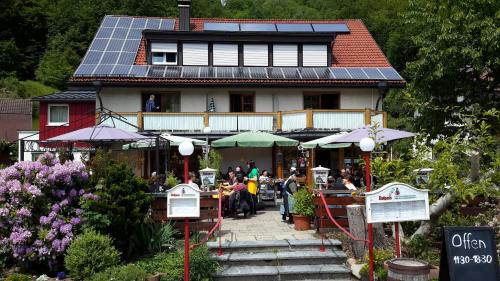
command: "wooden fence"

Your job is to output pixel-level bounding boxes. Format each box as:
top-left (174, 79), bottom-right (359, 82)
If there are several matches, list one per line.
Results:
top-left (313, 190), bottom-right (354, 233)
top-left (150, 191), bottom-right (219, 232)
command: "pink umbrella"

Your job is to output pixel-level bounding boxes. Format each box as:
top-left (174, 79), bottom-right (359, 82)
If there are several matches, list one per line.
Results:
top-left (46, 125), bottom-right (150, 143)
top-left (327, 126), bottom-right (415, 144)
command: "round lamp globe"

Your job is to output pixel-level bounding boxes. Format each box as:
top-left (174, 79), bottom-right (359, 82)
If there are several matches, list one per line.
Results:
top-left (179, 141), bottom-right (194, 156)
top-left (360, 137), bottom-right (375, 152)
top-left (203, 126), bottom-right (212, 134)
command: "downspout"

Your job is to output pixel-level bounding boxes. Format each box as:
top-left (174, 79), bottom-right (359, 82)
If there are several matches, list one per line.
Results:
top-left (375, 81), bottom-right (387, 111)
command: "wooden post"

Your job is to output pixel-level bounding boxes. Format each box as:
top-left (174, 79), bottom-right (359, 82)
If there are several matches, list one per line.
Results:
top-left (204, 112), bottom-right (209, 127)
top-left (276, 111), bottom-right (282, 131)
top-left (346, 205), bottom-right (367, 261)
top-left (382, 111), bottom-right (388, 128)
top-left (95, 112), bottom-right (101, 125)
top-left (338, 148), bottom-right (345, 169)
top-left (137, 111), bottom-right (143, 130)
top-left (276, 149), bottom-right (284, 179)
top-left (306, 148), bottom-right (315, 186)
top-left (306, 109), bottom-right (313, 129)
top-left (364, 108), bottom-right (371, 126)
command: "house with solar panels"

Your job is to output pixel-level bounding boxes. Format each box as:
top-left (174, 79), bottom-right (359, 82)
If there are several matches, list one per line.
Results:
top-left (43, 0), bottom-right (405, 178)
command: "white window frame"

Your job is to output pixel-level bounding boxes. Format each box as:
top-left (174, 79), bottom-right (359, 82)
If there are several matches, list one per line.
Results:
top-left (48, 104), bottom-right (69, 126)
top-left (183, 43), bottom-right (209, 66)
top-left (302, 44), bottom-right (328, 67)
top-left (243, 44), bottom-right (269, 66)
top-left (213, 43), bottom-right (239, 66)
top-left (151, 42), bottom-right (178, 65)
top-left (273, 44), bottom-right (298, 67)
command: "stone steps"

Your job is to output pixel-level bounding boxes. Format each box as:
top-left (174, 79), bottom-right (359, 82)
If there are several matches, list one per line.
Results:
top-left (208, 239), bottom-right (342, 253)
top-left (214, 264), bottom-right (351, 281)
top-left (216, 249), bottom-right (347, 266)
top-left (209, 239), bottom-right (351, 280)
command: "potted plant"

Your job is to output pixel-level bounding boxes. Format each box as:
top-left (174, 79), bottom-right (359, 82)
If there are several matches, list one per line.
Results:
top-left (293, 188), bottom-right (314, 231)
top-left (351, 188), bottom-right (366, 205)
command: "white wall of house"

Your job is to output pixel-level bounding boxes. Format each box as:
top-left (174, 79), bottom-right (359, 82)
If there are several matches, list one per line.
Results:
top-left (218, 147), bottom-right (273, 174)
top-left (99, 87), bottom-right (379, 113)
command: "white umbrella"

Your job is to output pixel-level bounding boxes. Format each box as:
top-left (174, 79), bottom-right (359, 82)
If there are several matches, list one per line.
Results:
top-left (122, 133), bottom-right (206, 149)
top-left (301, 132), bottom-right (350, 149)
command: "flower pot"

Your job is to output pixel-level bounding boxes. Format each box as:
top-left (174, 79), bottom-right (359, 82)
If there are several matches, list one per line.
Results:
top-left (352, 195), bottom-right (366, 205)
top-left (293, 214), bottom-right (311, 231)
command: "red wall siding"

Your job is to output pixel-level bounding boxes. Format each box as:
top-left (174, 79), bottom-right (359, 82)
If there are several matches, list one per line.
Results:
top-left (39, 102), bottom-right (96, 140)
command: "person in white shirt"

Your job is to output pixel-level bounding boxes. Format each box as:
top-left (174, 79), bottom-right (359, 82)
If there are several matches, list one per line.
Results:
top-left (343, 176), bottom-right (357, 190)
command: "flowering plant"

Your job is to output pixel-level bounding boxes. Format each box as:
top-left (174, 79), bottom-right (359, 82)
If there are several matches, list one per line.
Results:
top-left (0, 152), bottom-right (96, 268)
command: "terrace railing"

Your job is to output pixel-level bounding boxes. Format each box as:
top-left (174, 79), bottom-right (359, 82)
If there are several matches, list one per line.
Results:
top-left (113, 109), bottom-right (386, 132)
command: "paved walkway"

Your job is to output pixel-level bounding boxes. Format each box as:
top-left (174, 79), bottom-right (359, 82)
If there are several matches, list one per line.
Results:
top-left (219, 205), bottom-right (319, 242)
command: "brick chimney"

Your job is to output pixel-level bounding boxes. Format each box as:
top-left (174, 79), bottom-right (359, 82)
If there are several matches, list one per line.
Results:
top-left (177, 0), bottom-right (191, 31)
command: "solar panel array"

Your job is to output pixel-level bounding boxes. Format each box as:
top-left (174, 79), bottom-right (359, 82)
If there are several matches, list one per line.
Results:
top-left (75, 65), bottom-right (403, 81)
top-left (203, 22), bottom-right (350, 33)
top-left (74, 16), bottom-right (175, 76)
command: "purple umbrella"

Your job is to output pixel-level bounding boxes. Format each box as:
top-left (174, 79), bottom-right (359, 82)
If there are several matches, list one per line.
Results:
top-left (46, 125), bottom-right (150, 142)
top-left (327, 126), bottom-right (415, 144)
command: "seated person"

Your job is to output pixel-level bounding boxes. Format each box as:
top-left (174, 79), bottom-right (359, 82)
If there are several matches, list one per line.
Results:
top-left (343, 175), bottom-right (357, 191)
top-left (228, 172), bottom-right (252, 217)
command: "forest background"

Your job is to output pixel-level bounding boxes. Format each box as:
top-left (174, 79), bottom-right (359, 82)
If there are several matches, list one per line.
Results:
top-left (0, 0), bottom-right (498, 138)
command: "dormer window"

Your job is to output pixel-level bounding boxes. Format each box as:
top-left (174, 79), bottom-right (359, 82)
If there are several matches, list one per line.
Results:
top-left (151, 42), bottom-right (177, 65)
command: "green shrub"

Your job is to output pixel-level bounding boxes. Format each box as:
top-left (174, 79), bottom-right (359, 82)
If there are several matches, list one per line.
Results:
top-left (293, 188), bottom-right (314, 217)
top-left (129, 222), bottom-right (179, 255)
top-left (135, 246), bottom-right (218, 281)
top-left (91, 264), bottom-right (147, 281)
top-left (5, 273), bottom-right (32, 281)
top-left (64, 231), bottom-right (120, 281)
top-left (82, 161), bottom-right (152, 258)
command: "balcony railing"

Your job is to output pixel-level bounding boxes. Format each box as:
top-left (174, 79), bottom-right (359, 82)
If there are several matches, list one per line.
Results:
top-left (104, 109), bottom-right (386, 133)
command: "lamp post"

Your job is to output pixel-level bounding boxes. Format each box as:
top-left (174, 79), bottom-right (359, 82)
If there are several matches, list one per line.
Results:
top-left (203, 126), bottom-right (211, 164)
top-left (178, 141), bottom-right (194, 281)
top-left (360, 137), bottom-right (375, 281)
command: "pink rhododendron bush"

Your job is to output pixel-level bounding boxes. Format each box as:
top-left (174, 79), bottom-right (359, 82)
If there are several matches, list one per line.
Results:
top-left (0, 152), bottom-right (97, 269)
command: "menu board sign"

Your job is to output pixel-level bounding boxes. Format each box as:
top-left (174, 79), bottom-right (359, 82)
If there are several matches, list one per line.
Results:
top-left (365, 182), bottom-right (429, 223)
top-left (166, 184), bottom-right (200, 218)
top-left (440, 227), bottom-right (499, 281)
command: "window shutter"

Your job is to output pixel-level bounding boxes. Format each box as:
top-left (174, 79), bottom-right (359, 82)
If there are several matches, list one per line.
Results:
top-left (243, 44), bottom-right (268, 66)
top-left (183, 43), bottom-right (208, 65)
top-left (213, 44), bottom-right (238, 66)
top-left (273, 44), bottom-right (298, 66)
top-left (151, 43), bottom-right (177, 53)
top-left (303, 45), bottom-right (328, 66)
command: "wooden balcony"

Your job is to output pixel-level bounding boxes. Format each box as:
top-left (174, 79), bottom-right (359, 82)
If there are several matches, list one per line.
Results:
top-left (104, 109), bottom-right (386, 133)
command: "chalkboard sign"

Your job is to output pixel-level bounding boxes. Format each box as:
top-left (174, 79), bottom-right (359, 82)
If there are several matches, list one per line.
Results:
top-left (440, 226), bottom-right (499, 281)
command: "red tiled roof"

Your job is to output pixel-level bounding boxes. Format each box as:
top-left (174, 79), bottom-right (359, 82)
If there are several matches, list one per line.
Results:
top-left (132, 18), bottom-right (391, 67)
top-left (189, 18), bottom-right (391, 67)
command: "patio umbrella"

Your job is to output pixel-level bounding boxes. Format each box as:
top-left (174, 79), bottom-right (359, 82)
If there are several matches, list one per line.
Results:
top-left (122, 133), bottom-right (206, 149)
top-left (46, 125), bottom-right (150, 142)
top-left (211, 131), bottom-right (299, 148)
top-left (301, 132), bottom-right (351, 149)
top-left (326, 126), bottom-right (415, 144)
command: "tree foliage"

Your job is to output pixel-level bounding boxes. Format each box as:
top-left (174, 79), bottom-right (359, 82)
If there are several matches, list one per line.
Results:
top-left (404, 0), bottom-right (500, 137)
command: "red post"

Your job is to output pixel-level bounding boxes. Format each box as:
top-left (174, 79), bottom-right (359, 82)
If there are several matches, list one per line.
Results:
top-left (365, 153), bottom-right (374, 281)
top-left (184, 156), bottom-right (189, 184)
top-left (183, 156), bottom-right (190, 281)
top-left (184, 218), bottom-right (189, 281)
top-left (395, 223), bottom-right (401, 258)
top-left (218, 189), bottom-right (223, 256)
top-left (320, 192), bottom-right (325, 252)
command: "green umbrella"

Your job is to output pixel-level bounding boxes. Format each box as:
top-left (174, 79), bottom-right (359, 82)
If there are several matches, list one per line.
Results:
top-left (211, 131), bottom-right (299, 148)
top-left (301, 132), bottom-right (351, 149)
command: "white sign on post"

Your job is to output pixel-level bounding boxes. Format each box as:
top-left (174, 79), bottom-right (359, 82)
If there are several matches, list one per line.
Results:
top-left (166, 184), bottom-right (201, 218)
top-left (365, 182), bottom-right (430, 223)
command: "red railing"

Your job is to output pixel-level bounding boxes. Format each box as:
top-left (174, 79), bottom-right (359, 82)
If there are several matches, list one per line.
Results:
top-left (190, 189), bottom-right (223, 256)
top-left (316, 191), bottom-right (368, 251)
